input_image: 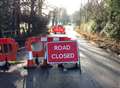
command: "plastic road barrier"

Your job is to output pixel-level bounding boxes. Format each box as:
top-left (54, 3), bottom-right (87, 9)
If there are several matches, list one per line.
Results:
top-left (0, 38), bottom-right (18, 61)
top-left (25, 36), bottom-right (72, 68)
top-left (25, 37), bottom-right (44, 57)
top-left (47, 41), bottom-right (78, 63)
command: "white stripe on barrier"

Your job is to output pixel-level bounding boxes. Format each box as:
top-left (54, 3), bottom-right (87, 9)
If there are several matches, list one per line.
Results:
top-left (53, 37), bottom-right (59, 41)
top-left (26, 51), bottom-right (33, 60)
top-left (41, 37), bottom-right (47, 42)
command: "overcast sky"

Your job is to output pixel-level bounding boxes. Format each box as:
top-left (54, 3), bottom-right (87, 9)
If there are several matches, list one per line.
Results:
top-left (47, 0), bottom-right (88, 15)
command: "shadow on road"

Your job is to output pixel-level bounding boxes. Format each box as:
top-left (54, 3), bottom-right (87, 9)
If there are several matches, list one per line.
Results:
top-left (24, 66), bottom-right (99, 88)
top-left (0, 72), bottom-right (22, 88)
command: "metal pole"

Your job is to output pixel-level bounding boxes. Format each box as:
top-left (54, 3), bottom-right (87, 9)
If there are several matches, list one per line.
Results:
top-left (79, 55), bottom-right (82, 74)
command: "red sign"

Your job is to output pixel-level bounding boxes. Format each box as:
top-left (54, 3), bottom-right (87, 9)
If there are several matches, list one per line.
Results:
top-left (47, 41), bottom-right (78, 63)
top-left (52, 25), bottom-right (65, 34)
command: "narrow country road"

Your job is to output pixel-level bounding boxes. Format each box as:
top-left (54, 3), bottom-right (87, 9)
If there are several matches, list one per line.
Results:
top-left (66, 25), bottom-right (120, 88)
top-left (25, 26), bottom-right (120, 88)
top-left (0, 26), bottom-right (120, 88)
top-left (78, 36), bottom-right (120, 88)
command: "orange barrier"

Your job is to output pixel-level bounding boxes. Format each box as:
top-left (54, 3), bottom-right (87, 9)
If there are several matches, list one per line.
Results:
top-left (25, 36), bottom-right (72, 68)
top-left (0, 38), bottom-right (18, 61)
top-left (25, 37), bottom-right (44, 57)
top-left (59, 37), bottom-right (71, 41)
top-left (41, 36), bottom-right (71, 67)
top-left (47, 37), bottom-right (71, 42)
top-left (25, 36), bottom-right (71, 57)
top-left (25, 36), bottom-right (46, 67)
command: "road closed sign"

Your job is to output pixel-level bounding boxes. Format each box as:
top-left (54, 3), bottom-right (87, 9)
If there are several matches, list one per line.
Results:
top-left (47, 41), bottom-right (78, 63)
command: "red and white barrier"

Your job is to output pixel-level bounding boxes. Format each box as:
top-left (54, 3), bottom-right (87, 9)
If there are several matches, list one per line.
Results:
top-left (0, 38), bottom-right (18, 61)
top-left (25, 35), bottom-right (72, 67)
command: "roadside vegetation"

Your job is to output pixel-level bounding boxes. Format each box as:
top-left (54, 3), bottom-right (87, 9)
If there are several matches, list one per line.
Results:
top-left (0, 0), bottom-right (49, 38)
top-left (73, 0), bottom-right (120, 55)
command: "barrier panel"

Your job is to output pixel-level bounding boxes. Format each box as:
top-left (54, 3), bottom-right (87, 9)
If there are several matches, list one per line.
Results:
top-left (25, 37), bottom-right (44, 57)
top-left (47, 37), bottom-right (71, 42)
top-left (25, 36), bottom-right (47, 67)
top-left (50, 25), bottom-right (65, 34)
top-left (0, 38), bottom-right (18, 61)
top-left (25, 36), bottom-right (72, 56)
top-left (47, 41), bottom-right (78, 63)
top-left (47, 40), bottom-right (82, 73)
top-left (25, 36), bottom-right (73, 68)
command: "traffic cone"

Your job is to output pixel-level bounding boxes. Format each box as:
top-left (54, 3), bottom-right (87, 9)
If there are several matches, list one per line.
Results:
top-left (26, 51), bottom-right (35, 68)
top-left (27, 59), bottom-right (35, 67)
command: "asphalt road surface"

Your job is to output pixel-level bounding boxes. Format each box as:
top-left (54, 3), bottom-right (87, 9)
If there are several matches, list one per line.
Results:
top-left (77, 37), bottom-right (120, 88)
top-left (0, 25), bottom-right (120, 88)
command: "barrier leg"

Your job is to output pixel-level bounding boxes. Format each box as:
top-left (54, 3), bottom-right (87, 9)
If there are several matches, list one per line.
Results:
top-left (3, 57), bottom-right (10, 72)
top-left (41, 52), bottom-right (52, 68)
top-left (35, 55), bottom-right (39, 66)
top-left (75, 63), bottom-right (78, 68)
top-left (41, 59), bottom-right (52, 68)
top-left (78, 57), bottom-right (82, 74)
top-left (58, 64), bottom-right (64, 68)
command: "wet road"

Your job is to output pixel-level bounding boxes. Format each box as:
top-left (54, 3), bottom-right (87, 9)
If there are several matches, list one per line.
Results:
top-left (78, 37), bottom-right (120, 88)
top-left (25, 33), bottom-right (120, 88)
top-left (0, 26), bottom-right (120, 88)
top-left (66, 26), bottom-right (120, 88)
top-left (26, 67), bottom-right (96, 88)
